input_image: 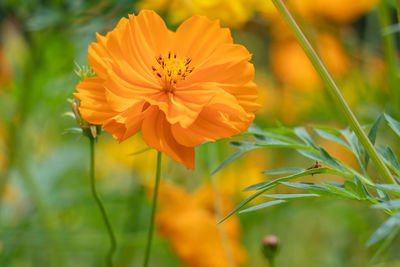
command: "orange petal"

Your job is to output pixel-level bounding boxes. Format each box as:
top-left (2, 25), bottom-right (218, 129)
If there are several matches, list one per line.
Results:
top-left (73, 77), bottom-right (116, 125)
top-left (171, 106), bottom-right (248, 147)
top-left (174, 16), bottom-right (233, 66)
top-left (142, 106), bottom-right (195, 169)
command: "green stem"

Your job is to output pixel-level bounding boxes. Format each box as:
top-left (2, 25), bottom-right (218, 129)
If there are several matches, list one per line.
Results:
top-left (378, 0), bottom-right (399, 115)
top-left (396, 0), bottom-right (400, 23)
top-left (271, 0), bottom-right (397, 185)
top-left (89, 137), bottom-right (117, 267)
top-left (143, 151), bottom-right (162, 267)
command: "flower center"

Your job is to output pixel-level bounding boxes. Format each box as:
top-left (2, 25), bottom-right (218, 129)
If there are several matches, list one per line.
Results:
top-left (152, 52), bottom-right (194, 93)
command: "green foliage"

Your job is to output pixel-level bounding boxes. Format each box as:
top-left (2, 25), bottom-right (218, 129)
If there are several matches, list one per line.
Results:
top-left (214, 115), bottom-right (400, 247)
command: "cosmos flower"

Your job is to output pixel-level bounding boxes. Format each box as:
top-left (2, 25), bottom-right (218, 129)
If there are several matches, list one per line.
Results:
top-left (74, 10), bottom-right (258, 169)
top-left (156, 181), bottom-right (247, 267)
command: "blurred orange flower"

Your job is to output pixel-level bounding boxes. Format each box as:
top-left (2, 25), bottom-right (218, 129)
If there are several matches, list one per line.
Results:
top-left (270, 33), bottom-right (349, 92)
top-left (138, 0), bottom-right (260, 28)
top-left (74, 10), bottom-right (259, 169)
top-left (156, 181), bottom-right (247, 267)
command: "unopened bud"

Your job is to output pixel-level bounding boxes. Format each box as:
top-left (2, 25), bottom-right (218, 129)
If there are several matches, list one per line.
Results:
top-left (261, 235), bottom-right (279, 264)
top-left (67, 97), bottom-right (101, 139)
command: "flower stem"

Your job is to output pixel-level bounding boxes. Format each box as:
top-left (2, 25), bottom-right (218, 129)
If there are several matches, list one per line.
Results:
top-left (396, 0), bottom-right (400, 22)
top-left (378, 0), bottom-right (400, 115)
top-left (271, 0), bottom-right (397, 185)
top-left (89, 137), bottom-right (117, 267)
top-left (143, 151), bottom-right (162, 267)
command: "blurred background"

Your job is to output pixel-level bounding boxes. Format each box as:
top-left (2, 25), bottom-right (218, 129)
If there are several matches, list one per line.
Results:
top-left (1, 0), bottom-right (400, 266)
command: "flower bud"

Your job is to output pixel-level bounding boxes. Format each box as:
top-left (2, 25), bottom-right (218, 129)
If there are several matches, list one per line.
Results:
top-left (261, 235), bottom-right (280, 264)
top-left (67, 97), bottom-right (101, 139)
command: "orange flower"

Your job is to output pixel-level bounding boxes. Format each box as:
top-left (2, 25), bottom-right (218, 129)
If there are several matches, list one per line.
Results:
top-left (156, 181), bottom-right (247, 267)
top-left (74, 10), bottom-right (259, 169)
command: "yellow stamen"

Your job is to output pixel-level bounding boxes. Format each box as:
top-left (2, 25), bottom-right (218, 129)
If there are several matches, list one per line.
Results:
top-left (152, 51), bottom-right (194, 93)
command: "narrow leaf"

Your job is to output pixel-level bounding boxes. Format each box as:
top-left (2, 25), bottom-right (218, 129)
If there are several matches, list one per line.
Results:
top-left (210, 144), bottom-right (257, 176)
top-left (384, 113), bottom-right (400, 137)
top-left (365, 115), bottom-right (383, 168)
top-left (314, 128), bottom-right (350, 150)
top-left (318, 147), bottom-right (345, 171)
top-left (264, 193), bottom-right (319, 199)
top-left (262, 168), bottom-right (304, 176)
top-left (219, 185), bottom-right (272, 223)
top-left (372, 199), bottom-right (400, 210)
top-left (294, 127), bottom-right (316, 148)
top-left (244, 167), bottom-right (350, 191)
top-left (372, 184), bottom-right (400, 197)
top-left (377, 146), bottom-right (400, 177)
top-left (239, 200), bottom-right (286, 214)
top-left (367, 212), bottom-right (400, 246)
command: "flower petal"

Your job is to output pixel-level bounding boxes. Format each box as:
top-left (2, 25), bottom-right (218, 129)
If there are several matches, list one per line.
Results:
top-left (74, 77), bottom-right (117, 124)
top-left (142, 106), bottom-right (195, 169)
top-left (174, 15), bottom-right (233, 66)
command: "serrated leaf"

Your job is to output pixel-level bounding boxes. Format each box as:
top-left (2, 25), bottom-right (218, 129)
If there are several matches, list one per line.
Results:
top-left (365, 115), bottom-right (383, 168)
top-left (239, 200), bottom-right (286, 213)
top-left (367, 211), bottom-right (400, 246)
top-left (372, 199), bottom-right (400, 210)
top-left (314, 128), bottom-right (350, 150)
top-left (210, 143), bottom-right (257, 176)
top-left (384, 113), bottom-right (400, 138)
top-left (244, 167), bottom-right (350, 191)
top-left (264, 193), bottom-right (319, 199)
top-left (262, 168), bottom-right (304, 175)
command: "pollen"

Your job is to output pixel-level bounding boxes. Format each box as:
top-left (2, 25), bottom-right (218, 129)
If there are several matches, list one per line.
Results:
top-left (152, 52), bottom-right (194, 93)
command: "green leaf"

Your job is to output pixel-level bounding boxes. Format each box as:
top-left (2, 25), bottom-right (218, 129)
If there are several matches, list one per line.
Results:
top-left (244, 167), bottom-right (350, 191)
top-left (365, 115), bottom-right (383, 168)
top-left (318, 147), bottom-right (345, 171)
top-left (344, 180), bottom-right (363, 199)
top-left (372, 184), bottom-right (400, 197)
top-left (262, 168), bottom-right (304, 175)
top-left (354, 177), bottom-right (368, 199)
top-left (244, 125), bottom-right (299, 144)
top-left (377, 146), bottom-right (400, 177)
top-left (294, 127), bottom-right (316, 148)
top-left (296, 149), bottom-right (325, 162)
top-left (340, 128), bottom-right (364, 170)
top-left (323, 183), bottom-right (360, 200)
top-left (210, 143), bottom-right (257, 177)
top-left (280, 182), bottom-right (343, 198)
top-left (372, 199), bottom-right (400, 210)
top-left (239, 200), bottom-right (286, 214)
top-left (264, 193), bottom-right (319, 199)
top-left (314, 128), bottom-right (350, 150)
top-left (218, 185), bottom-right (273, 223)
top-left (62, 127), bottom-right (83, 135)
top-left (255, 138), bottom-right (312, 151)
top-left (367, 211), bottom-right (400, 246)
top-left (128, 147), bottom-right (152, 156)
top-left (384, 113), bottom-right (400, 138)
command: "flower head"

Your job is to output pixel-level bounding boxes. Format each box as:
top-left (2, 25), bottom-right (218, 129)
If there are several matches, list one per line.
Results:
top-left (74, 10), bottom-right (259, 169)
